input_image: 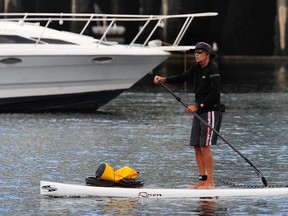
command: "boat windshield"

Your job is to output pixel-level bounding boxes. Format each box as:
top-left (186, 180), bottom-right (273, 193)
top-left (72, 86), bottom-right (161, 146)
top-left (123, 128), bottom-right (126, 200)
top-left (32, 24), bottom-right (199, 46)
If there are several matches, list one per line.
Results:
top-left (32, 38), bottom-right (76, 44)
top-left (0, 35), bottom-right (76, 44)
top-left (0, 35), bottom-right (37, 44)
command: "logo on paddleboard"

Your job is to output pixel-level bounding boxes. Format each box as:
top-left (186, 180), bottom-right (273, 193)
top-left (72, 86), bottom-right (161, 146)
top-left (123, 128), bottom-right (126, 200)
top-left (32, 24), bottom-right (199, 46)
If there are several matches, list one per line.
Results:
top-left (138, 192), bottom-right (162, 198)
top-left (41, 185), bottom-right (57, 192)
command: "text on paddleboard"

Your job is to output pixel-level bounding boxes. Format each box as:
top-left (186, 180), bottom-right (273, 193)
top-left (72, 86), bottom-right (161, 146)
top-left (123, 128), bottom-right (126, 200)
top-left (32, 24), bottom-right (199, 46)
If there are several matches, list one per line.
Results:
top-left (138, 192), bottom-right (162, 198)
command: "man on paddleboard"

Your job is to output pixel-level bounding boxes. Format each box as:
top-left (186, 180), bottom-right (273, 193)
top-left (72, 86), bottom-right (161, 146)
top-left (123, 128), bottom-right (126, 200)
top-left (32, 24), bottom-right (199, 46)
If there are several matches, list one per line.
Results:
top-left (154, 42), bottom-right (223, 189)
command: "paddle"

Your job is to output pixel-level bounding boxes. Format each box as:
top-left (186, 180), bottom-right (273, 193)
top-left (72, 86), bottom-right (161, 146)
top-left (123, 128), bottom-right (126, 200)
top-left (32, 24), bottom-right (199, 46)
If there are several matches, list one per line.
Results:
top-left (159, 82), bottom-right (268, 187)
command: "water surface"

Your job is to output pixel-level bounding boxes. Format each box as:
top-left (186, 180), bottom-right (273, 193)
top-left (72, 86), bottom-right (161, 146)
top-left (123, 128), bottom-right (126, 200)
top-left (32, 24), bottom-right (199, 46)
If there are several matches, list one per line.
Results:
top-left (1, 91), bottom-right (288, 215)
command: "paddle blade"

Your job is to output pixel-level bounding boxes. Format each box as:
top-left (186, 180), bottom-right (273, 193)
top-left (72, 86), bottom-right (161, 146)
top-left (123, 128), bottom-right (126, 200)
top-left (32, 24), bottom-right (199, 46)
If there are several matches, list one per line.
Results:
top-left (261, 176), bottom-right (268, 187)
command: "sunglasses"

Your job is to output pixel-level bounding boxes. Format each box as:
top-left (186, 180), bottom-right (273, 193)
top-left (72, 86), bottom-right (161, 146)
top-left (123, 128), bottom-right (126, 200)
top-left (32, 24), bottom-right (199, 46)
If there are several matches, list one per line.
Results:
top-left (194, 50), bottom-right (205, 54)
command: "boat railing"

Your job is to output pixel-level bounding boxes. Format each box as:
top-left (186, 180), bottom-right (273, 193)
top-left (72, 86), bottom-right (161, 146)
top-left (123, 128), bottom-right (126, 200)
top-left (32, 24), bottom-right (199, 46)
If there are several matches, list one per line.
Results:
top-left (0, 12), bottom-right (217, 49)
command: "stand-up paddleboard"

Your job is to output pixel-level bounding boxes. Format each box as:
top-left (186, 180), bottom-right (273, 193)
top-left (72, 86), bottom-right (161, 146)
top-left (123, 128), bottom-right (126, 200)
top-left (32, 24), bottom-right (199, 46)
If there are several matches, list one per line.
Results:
top-left (40, 181), bottom-right (288, 198)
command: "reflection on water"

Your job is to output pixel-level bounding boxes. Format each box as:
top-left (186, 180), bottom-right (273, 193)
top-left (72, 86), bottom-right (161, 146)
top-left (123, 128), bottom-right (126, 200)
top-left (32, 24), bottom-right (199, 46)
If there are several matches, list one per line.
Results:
top-left (219, 63), bottom-right (288, 92)
top-left (195, 199), bottom-right (219, 216)
top-left (275, 64), bottom-right (288, 91)
top-left (135, 60), bottom-right (288, 93)
top-left (38, 197), bottom-right (221, 215)
top-left (1, 90), bottom-right (288, 215)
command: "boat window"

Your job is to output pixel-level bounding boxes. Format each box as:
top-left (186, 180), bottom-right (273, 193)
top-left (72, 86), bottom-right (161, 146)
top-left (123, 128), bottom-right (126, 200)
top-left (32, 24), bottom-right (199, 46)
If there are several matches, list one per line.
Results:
top-left (0, 35), bottom-right (37, 44)
top-left (32, 38), bottom-right (76, 44)
top-left (0, 57), bottom-right (22, 64)
top-left (92, 57), bottom-right (113, 64)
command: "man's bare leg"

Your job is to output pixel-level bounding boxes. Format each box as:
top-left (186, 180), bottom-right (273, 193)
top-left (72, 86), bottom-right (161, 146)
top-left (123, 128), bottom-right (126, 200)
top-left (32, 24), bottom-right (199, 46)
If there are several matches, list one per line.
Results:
top-left (188, 147), bottom-right (207, 189)
top-left (197, 146), bottom-right (215, 189)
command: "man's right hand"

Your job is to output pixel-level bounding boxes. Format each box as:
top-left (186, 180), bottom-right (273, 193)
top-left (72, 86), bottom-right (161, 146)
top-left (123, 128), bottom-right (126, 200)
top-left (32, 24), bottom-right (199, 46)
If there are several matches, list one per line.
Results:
top-left (154, 75), bottom-right (166, 84)
top-left (187, 105), bottom-right (198, 113)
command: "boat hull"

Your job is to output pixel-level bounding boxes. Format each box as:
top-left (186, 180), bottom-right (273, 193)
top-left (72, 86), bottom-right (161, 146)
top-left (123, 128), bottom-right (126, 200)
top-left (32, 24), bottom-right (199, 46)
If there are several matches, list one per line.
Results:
top-left (40, 181), bottom-right (288, 198)
top-left (0, 54), bottom-right (168, 111)
top-left (0, 89), bottom-right (123, 111)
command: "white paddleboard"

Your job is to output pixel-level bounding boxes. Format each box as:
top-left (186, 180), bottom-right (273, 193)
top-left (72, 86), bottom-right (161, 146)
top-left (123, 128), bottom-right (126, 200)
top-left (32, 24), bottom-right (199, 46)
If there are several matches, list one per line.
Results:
top-left (40, 181), bottom-right (288, 198)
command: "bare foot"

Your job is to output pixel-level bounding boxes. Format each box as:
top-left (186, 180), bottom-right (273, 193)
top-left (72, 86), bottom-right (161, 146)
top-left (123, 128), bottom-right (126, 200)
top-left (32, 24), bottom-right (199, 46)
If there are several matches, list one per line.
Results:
top-left (187, 181), bottom-right (206, 189)
top-left (197, 182), bottom-right (215, 189)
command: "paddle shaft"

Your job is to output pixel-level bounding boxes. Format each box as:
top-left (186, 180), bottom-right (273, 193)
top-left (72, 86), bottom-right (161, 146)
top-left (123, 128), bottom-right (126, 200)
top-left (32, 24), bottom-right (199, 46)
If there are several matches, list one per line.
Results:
top-left (160, 82), bottom-right (267, 187)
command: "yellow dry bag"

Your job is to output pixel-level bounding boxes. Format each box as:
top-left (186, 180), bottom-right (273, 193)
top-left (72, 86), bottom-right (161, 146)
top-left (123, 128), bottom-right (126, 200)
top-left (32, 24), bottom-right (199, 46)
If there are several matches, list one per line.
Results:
top-left (95, 163), bottom-right (115, 182)
top-left (114, 166), bottom-right (139, 182)
top-left (95, 163), bottom-right (139, 183)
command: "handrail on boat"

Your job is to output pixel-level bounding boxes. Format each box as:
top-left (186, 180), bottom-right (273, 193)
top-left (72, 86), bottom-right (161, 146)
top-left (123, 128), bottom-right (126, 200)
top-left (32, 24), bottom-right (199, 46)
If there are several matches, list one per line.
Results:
top-left (80, 14), bottom-right (94, 35)
top-left (97, 18), bottom-right (116, 47)
top-left (174, 15), bottom-right (194, 46)
top-left (143, 18), bottom-right (164, 47)
top-left (130, 15), bottom-right (153, 46)
top-left (0, 12), bottom-right (218, 19)
top-left (0, 12), bottom-right (218, 48)
top-left (35, 18), bottom-right (51, 46)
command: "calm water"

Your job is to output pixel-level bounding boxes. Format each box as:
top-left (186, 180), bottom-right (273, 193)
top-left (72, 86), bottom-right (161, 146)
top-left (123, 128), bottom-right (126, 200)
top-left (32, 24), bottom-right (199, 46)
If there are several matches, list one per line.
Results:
top-left (1, 90), bottom-right (288, 215)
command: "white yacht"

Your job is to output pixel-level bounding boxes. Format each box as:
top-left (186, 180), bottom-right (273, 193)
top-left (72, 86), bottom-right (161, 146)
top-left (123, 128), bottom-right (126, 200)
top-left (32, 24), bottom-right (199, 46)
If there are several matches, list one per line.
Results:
top-left (0, 12), bottom-right (217, 111)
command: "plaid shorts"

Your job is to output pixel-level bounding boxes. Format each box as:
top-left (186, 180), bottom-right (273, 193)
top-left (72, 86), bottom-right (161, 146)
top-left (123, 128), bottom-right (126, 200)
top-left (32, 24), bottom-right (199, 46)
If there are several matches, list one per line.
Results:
top-left (190, 111), bottom-right (222, 147)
